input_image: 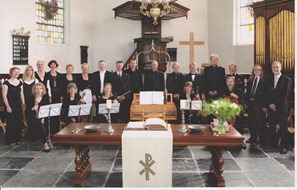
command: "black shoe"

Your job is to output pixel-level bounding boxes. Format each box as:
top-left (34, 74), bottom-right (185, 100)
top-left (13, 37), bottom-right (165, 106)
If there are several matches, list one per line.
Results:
top-left (246, 138), bottom-right (251, 143)
top-left (43, 148), bottom-right (50, 153)
top-left (280, 148), bottom-right (288, 154)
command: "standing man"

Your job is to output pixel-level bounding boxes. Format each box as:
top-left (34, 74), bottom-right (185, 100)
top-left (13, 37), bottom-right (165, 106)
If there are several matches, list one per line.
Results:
top-left (124, 59), bottom-right (143, 94)
top-left (113, 61), bottom-right (131, 123)
top-left (227, 63), bottom-right (245, 91)
top-left (203, 54), bottom-right (226, 100)
top-left (184, 62), bottom-right (205, 98)
top-left (267, 61), bottom-right (292, 154)
top-left (166, 62), bottom-right (184, 105)
top-left (90, 60), bottom-right (113, 120)
top-left (245, 64), bottom-right (267, 146)
top-left (144, 60), bottom-right (165, 91)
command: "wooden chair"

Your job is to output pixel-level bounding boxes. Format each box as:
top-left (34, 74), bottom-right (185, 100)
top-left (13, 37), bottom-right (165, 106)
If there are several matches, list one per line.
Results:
top-left (141, 108), bottom-right (166, 121)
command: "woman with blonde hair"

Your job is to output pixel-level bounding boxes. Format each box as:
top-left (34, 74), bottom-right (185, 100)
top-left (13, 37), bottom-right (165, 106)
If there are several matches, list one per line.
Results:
top-left (77, 63), bottom-right (92, 104)
top-left (2, 67), bottom-right (24, 145)
top-left (96, 83), bottom-right (118, 123)
top-left (21, 65), bottom-right (39, 104)
top-left (61, 83), bottom-right (85, 125)
top-left (61, 64), bottom-right (77, 102)
top-left (25, 83), bottom-right (50, 152)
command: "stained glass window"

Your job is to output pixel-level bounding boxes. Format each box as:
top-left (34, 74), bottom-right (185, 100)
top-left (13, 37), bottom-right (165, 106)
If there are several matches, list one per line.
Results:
top-left (35, 0), bottom-right (64, 44)
top-left (235, 0), bottom-right (264, 45)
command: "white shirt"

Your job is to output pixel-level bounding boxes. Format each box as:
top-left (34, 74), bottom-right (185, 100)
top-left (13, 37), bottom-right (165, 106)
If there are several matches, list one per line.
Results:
top-left (191, 73), bottom-right (195, 82)
top-left (117, 71), bottom-right (122, 77)
top-left (100, 70), bottom-right (106, 93)
top-left (253, 76), bottom-right (260, 90)
top-left (274, 73), bottom-right (281, 89)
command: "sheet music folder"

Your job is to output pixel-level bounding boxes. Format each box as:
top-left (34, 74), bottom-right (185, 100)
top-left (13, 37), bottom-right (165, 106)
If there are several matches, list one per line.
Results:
top-left (98, 103), bottom-right (120, 114)
top-left (68, 104), bottom-right (92, 117)
top-left (139, 91), bottom-right (164, 105)
top-left (38, 103), bottom-right (62, 119)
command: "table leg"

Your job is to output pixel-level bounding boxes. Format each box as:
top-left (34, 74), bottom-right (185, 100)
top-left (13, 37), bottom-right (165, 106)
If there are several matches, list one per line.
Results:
top-left (208, 147), bottom-right (225, 187)
top-left (74, 145), bottom-right (92, 187)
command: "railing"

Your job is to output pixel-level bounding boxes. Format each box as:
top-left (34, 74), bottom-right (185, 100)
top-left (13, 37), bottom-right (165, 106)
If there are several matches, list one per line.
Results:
top-left (123, 48), bottom-right (138, 71)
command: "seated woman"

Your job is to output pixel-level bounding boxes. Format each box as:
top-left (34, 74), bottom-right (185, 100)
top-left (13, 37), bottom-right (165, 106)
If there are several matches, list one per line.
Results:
top-left (222, 76), bottom-right (244, 134)
top-left (180, 82), bottom-right (201, 124)
top-left (25, 83), bottom-right (50, 152)
top-left (96, 83), bottom-right (118, 123)
top-left (61, 83), bottom-right (85, 125)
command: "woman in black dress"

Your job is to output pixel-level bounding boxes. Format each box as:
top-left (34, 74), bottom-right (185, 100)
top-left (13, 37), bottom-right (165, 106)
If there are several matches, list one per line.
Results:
top-left (77, 63), bottom-right (92, 104)
top-left (96, 83), bottom-right (118, 123)
top-left (2, 67), bottom-right (24, 145)
top-left (35, 60), bottom-right (50, 101)
top-left (21, 65), bottom-right (39, 104)
top-left (46, 60), bottom-right (61, 134)
top-left (61, 83), bottom-right (85, 125)
top-left (25, 83), bottom-right (50, 152)
top-left (180, 81), bottom-right (200, 124)
top-left (60, 64), bottom-right (77, 102)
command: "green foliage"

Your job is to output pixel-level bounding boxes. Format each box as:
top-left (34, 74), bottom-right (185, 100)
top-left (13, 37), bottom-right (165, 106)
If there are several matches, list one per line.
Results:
top-left (202, 99), bottom-right (242, 122)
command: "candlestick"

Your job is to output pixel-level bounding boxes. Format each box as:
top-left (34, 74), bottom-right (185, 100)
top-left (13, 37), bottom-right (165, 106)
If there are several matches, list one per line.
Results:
top-left (106, 99), bottom-right (112, 109)
top-left (180, 99), bottom-right (186, 109)
top-left (179, 109), bottom-right (187, 133)
top-left (105, 108), bottom-right (114, 133)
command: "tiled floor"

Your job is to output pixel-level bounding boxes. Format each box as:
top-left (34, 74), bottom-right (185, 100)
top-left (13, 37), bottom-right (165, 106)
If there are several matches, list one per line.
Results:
top-left (0, 135), bottom-right (295, 188)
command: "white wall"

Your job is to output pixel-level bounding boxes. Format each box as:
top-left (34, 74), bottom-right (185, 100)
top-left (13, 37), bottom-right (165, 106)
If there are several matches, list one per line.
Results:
top-left (163, 0), bottom-right (209, 73)
top-left (208, 0), bottom-right (254, 74)
top-left (0, 0), bottom-right (94, 74)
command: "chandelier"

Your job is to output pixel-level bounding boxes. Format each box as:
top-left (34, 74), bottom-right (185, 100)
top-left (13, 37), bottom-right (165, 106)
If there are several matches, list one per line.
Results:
top-left (140, 0), bottom-right (171, 25)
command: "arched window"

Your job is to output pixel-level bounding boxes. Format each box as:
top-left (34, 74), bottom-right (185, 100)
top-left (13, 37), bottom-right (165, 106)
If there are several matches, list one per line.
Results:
top-left (35, 0), bottom-right (65, 44)
top-left (234, 0), bottom-right (264, 45)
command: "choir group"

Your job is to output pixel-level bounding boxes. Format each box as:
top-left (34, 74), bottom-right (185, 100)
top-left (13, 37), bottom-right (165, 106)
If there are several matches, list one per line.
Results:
top-left (1, 54), bottom-right (292, 154)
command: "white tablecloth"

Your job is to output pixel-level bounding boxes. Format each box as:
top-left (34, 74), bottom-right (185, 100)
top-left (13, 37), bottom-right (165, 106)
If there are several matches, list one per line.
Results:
top-left (122, 125), bottom-right (173, 187)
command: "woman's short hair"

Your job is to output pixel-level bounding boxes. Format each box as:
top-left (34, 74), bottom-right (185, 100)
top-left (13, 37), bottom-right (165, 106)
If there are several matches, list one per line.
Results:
top-left (36, 60), bottom-right (44, 65)
top-left (9, 67), bottom-right (20, 78)
top-left (67, 82), bottom-right (78, 94)
top-left (225, 75), bottom-right (235, 82)
top-left (66, 64), bottom-right (74, 70)
top-left (81, 63), bottom-right (89, 70)
top-left (48, 60), bottom-right (59, 68)
top-left (23, 65), bottom-right (35, 81)
top-left (32, 83), bottom-right (46, 96)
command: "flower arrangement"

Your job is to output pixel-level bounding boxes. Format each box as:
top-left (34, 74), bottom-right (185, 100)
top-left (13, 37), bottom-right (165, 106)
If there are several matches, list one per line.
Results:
top-left (202, 98), bottom-right (242, 124)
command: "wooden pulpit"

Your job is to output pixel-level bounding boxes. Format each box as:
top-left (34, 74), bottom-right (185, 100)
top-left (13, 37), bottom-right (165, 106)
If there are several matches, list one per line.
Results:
top-left (130, 93), bottom-right (177, 121)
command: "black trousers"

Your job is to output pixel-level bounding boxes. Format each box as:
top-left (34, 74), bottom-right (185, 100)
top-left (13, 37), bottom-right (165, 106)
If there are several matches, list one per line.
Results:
top-left (248, 103), bottom-right (266, 144)
top-left (268, 110), bottom-right (289, 148)
top-left (27, 118), bottom-right (47, 144)
top-left (5, 108), bottom-right (22, 144)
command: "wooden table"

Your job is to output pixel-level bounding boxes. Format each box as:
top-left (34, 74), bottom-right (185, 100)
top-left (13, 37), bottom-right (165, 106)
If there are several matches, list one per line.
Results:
top-left (54, 123), bottom-right (244, 187)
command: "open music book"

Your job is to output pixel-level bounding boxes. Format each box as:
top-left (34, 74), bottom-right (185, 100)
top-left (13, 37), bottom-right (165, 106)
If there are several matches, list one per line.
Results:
top-left (139, 91), bottom-right (164, 105)
top-left (126, 118), bottom-right (168, 131)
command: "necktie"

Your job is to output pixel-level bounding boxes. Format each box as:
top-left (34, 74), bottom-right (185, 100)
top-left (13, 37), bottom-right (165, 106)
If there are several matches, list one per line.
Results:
top-left (274, 76), bottom-right (278, 89)
top-left (250, 77), bottom-right (258, 99)
top-left (191, 74), bottom-right (195, 82)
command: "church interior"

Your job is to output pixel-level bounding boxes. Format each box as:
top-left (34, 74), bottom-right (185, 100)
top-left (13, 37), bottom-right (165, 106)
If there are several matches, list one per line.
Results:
top-left (0, 0), bottom-right (295, 189)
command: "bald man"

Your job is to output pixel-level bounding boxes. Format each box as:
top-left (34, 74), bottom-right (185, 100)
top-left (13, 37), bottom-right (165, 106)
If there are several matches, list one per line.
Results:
top-left (144, 60), bottom-right (165, 91)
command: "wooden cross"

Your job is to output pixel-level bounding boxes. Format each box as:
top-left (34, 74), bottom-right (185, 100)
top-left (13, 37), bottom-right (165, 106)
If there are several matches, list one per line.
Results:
top-left (179, 32), bottom-right (205, 63)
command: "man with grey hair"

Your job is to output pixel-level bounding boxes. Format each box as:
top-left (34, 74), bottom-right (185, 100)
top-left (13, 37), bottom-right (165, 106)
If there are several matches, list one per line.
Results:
top-left (166, 62), bottom-right (184, 106)
top-left (266, 61), bottom-right (292, 154)
top-left (227, 63), bottom-right (244, 91)
top-left (203, 54), bottom-right (226, 100)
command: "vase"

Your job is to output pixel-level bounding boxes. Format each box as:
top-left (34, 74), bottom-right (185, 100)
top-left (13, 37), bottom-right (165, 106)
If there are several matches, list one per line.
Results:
top-left (217, 120), bottom-right (228, 135)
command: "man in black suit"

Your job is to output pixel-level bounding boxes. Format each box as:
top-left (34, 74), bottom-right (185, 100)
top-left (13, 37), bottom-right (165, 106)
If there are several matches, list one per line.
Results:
top-left (184, 62), bottom-right (205, 98)
top-left (113, 61), bottom-right (131, 123)
top-left (227, 64), bottom-right (245, 91)
top-left (267, 61), bottom-right (292, 154)
top-left (90, 60), bottom-right (113, 119)
top-left (166, 62), bottom-right (184, 105)
top-left (203, 54), bottom-right (226, 100)
top-left (124, 59), bottom-right (143, 94)
top-left (144, 60), bottom-right (164, 91)
top-left (245, 64), bottom-right (268, 146)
